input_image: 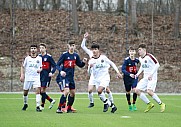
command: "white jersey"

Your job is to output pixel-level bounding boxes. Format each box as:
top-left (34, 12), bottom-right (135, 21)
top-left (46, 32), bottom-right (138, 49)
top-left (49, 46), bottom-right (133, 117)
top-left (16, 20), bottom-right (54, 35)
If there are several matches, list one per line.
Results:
top-left (88, 55), bottom-right (119, 81)
top-left (23, 55), bottom-right (42, 81)
top-left (81, 38), bottom-right (93, 58)
top-left (137, 53), bottom-right (160, 80)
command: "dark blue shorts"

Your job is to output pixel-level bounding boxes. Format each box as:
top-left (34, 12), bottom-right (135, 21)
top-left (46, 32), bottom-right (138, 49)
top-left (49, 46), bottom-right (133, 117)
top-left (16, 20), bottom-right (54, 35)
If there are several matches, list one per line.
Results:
top-left (124, 78), bottom-right (138, 92)
top-left (41, 81), bottom-right (50, 88)
top-left (56, 78), bottom-right (75, 91)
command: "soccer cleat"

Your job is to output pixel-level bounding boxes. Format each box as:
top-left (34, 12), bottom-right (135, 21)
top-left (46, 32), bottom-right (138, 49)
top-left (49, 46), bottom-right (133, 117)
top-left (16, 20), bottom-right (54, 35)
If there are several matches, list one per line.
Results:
top-left (88, 103), bottom-right (94, 108)
top-left (111, 106), bottom-right (117, 113)
top-left (133, 104), bottom-right (137, 111)
top-left (160, 103), bottom-right (166, 113)
top-left (22, 104), bottom-right (28, 111)
top-left (40, 106), bottom-right (44, 110)
top-left (129, 105), bottom-right (133, 111)
top-left (56, 109), bottom-right (63, 113)
top-left (103, 103), bottom-right (109, 112)
top-left (67, 109), bottom-right (76, 113)
top-left (36, 106), bottom-right (42, 112)
top-left (49, 99), bottom-right (56, 109)
top-left (144, 102), bottom-right (154, 113)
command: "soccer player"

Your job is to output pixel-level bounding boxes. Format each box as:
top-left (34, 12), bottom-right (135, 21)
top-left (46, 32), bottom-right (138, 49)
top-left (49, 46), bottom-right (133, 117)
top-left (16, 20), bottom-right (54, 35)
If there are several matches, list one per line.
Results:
top-left (121, 46), bottom-right (139, 111)
top-left (39, 43), bottom-right (57, 110)
top-left (81, 32), bottom-right (114, 108)
top-left (135, 43), bottom-right (166, 113)
top-left (88, 43), bottom-right (122, 113)
top-left (56, 41), bottom-right (87, 113)
top-left (20, 44), bottom-right (42, 112)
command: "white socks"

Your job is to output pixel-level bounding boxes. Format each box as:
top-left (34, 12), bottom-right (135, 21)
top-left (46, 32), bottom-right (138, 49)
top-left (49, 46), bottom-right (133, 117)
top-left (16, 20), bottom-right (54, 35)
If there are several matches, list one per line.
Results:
top-left (36, 94), bottom-right (41, 107)
top-left (108, 91), bottom-right (114, 103)
top-left (152, 93), bottom-right (162, 104)
top-left (140, 92), bottom-right (150, 104)
top-left (23, 95), bottom-right (28, 104)
top-left (88, 92), bottom-right (94, 103)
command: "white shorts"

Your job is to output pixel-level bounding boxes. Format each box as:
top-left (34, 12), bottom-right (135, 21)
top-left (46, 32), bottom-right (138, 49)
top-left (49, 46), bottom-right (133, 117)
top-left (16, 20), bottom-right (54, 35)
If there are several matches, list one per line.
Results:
top-left (90, 79), bottom-right (110, 90)
top-left (136, 78), bottom-right (157, 92)
top-left (88, 75), bottom-right (96, 86)
top-left (23, 80), bottom-right (41, 90)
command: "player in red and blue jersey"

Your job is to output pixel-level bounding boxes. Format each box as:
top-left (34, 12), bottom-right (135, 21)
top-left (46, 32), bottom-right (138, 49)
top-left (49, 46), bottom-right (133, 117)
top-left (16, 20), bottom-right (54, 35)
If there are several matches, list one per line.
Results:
top-left (56, 41), bottom-right (87, 113)
top-left (121, 46), bottom-right (139, 111)
top-left (39, 43), bottom-right (57, 110)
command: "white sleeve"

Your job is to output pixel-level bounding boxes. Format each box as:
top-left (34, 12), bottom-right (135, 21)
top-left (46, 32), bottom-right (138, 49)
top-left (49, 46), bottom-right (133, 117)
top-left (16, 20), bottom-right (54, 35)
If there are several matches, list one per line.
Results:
top-left (23, 57), bottom-right (27, 67)
top-left (81, 38), bottom-right (93, 58)
top-left (105, 56), bottom-right (119, 73)
top-left (149, 57), bottom-right (160, 75)
top-left (39, 57), bottom-right (42, 69)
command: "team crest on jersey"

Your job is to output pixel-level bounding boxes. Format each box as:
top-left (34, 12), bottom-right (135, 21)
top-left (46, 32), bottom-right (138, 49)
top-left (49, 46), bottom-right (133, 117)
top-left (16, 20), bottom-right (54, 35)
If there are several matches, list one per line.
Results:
top-left (74, 56), bottom-right (76, 59)
top-left (44, 58), bottom-right (47, 61)
top-left (67, 57), bottom-right (70, 59)
top-left (101, 59), bottom-right (104, 63)
top-left (145, 60), bottom-right (147, 63)
top-left (36, 60), bottom-right (40, 63)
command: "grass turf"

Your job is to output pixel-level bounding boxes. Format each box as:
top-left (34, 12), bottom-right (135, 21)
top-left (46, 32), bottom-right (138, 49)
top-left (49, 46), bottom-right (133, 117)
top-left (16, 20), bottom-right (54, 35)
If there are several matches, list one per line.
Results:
top-left (0, 93), bottom-right (180, 127)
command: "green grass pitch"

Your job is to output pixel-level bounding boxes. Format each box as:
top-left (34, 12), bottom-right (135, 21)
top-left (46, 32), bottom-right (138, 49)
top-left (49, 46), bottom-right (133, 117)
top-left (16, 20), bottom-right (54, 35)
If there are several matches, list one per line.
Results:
top-left (0, 93), bottom-right (180, 127)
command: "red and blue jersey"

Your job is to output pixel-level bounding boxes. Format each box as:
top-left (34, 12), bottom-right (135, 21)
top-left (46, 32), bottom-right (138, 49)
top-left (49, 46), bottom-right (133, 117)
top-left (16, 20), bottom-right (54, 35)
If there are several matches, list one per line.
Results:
top-left (56, 51), bottom-right (85, 83)
top-left (121, 57), bottom-right (139, 85)
top-left (39, 53), bottom-right (56, 82)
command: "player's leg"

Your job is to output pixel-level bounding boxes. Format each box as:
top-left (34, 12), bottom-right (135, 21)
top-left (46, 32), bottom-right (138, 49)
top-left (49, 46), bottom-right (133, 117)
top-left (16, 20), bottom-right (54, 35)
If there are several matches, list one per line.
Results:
top-left (132, 78), bottom-right (138, 111)
top-left (106, 86), bottom-right (114, 104)
top-left (88, 84), bottom-right (94, 108)
top-left (56, 88), bottom-right (69, 113)
top-left (125, 84), bottom-right (132, 111)
top-left (67, 89), bottom-right (76, 113)
top-left (135, 79), bottom-right (154, 113)
top-left (33, 81), bottom-right (42, 112)
top-left (22, 81), bottom-right (30, 111)
top-left (147, 81), bottom-right (165, 112)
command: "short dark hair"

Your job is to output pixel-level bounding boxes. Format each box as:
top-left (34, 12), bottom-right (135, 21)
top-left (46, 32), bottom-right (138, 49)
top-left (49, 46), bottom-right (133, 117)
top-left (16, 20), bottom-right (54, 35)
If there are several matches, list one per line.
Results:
top-left (39, 43), bottom-right (46, 48)
top-left (30, 44), bottom-right (37, 48)
top-left (129, 46), bottom-right (136, 51)
top-left (138, 43), bottom-right (147, 49)
top-left (68, 40), bottom-right (75, 45)
top-left (91, 43), bottom-right (99, 49)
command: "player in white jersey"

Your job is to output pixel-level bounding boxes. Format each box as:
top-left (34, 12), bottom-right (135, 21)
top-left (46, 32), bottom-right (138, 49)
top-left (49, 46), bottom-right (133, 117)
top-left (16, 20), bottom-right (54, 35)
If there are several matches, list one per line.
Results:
top-left (20, 44), bottom-right (42, 112)
top-left (81, 32), bottom-right (115, 108)
top-left (88, 43), bottom-right (122, 113)
top-left (135, 43), bottom-right (166, 113)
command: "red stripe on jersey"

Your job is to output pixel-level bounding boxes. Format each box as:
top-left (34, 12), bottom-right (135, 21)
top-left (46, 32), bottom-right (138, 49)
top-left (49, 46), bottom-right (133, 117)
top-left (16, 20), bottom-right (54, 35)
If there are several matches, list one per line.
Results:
top-left (126, 66), bottom-right (137, 74)
top-left (146, 53), bottom-right (157, 64)
top-left (64, 60), bottom-right (76, 68)
top-left (42, 61), bottom-right (50, 70)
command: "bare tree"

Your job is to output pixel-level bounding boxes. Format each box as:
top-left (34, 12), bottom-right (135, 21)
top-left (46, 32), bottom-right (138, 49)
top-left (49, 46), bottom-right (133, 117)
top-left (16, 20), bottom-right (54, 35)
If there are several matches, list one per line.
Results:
top-left (173, 0), bottom-right (180, 38)
top-left (32, 0), bottom-right (36, 9)
top-left (131, 0), bottom-right (138, 36)
top-left (77, 0), bottom-right (82, 11)
top-left (39, 0), bottom-right (44, 11)
top-left (85, 0), bottom-right (93, 11)
top-left (72, 0), bottom-right (79, 34)
top-left (117, 0), bottom-right (124, 12)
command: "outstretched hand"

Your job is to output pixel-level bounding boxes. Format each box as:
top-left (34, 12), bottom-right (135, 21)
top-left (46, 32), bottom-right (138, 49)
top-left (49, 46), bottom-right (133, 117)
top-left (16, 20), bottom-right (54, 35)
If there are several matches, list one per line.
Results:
top-left (84, 32), bottom-right (89, 39)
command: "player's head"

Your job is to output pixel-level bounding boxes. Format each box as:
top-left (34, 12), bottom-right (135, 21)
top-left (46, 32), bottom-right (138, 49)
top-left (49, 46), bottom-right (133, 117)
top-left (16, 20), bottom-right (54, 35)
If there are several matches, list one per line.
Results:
top-left (39, 43), bottom-right (47, 54)
top-left (138, 43), bottom-right (147, 57)
top-left (128, 46), bottom-right (136, 57)
top-left (30, 44), bottom-right (38, 55)
top-left (67, 40), bottom-right (76, 53)
top-left (91, 43), bottom-right (100, 57)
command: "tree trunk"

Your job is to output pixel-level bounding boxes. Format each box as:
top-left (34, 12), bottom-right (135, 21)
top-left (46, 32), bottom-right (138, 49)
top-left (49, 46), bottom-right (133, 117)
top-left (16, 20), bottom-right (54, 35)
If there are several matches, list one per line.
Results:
top-left (85, 0), bottom-right (93, 11)
top-left (32, 0), bottom-right (36, 10)
top-left (52, 0), bottom-right (57, 10)
top-left (173, 0), bottom-right (180, 38)
top-left (131, 0), bottom-right (138, 36)
top-left (117, 0), bottom-right (124, 12)
top-left (72, 0), bottom-right (79, 34)
top-left (77, 0), bottom-right (82, 11)
top-left (39, 0), bottom-right (44, 11)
